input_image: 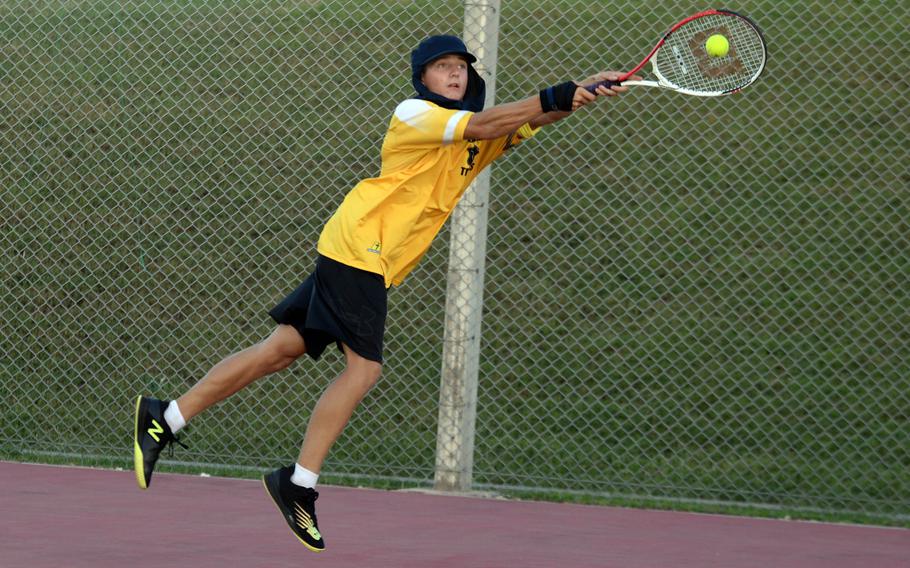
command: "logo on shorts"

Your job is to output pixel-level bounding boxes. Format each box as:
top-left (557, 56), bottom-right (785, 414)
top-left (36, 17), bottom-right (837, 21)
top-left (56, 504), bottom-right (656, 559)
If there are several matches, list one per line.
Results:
top-left (367, 241), bottom-right (381, 254)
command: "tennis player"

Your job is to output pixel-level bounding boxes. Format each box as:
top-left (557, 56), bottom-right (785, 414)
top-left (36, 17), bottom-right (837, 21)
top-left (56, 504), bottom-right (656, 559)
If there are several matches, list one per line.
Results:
top-left (133, 34), bottom-right (635, 552)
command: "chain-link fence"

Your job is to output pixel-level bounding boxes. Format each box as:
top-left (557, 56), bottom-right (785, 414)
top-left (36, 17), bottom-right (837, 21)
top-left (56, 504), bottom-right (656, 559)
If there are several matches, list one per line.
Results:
top-left (1, 0), bottom-right (907, 521)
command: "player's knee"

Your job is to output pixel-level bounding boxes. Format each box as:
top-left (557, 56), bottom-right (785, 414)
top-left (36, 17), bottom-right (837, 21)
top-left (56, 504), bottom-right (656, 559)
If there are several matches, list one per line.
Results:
top-left (349, 360), bottom-right (382, 392)
top-left (364, 363), bottom-right (382, 388)
top-left (259, 330), bottom-right (306, 373)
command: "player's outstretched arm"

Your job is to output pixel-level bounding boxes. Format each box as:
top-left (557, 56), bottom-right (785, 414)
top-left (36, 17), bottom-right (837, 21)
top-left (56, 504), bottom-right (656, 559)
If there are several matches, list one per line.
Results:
top-left (463, 95), bottom-right (545, 140)
top-left (464, 71), bottom-right (638, 140)
top-left (528, 71), bottom-right (639, 129)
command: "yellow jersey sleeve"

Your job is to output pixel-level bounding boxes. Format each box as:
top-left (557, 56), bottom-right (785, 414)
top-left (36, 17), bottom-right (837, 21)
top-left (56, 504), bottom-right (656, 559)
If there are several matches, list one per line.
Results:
top-left (391, 99), bottom-right (474, 145)
top-left (317, 100), bottom-right (539, 287)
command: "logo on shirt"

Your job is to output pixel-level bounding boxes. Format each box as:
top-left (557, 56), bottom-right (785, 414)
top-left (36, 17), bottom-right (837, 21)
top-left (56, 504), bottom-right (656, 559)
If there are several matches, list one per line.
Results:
top-left (367, 241), bottom-right (381, 254)
top-left (460, 143), bottom-right (480, 176)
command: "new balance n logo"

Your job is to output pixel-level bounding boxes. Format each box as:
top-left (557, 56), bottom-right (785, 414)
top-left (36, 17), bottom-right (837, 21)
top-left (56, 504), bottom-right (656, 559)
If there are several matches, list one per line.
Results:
top-left (147, 419), bottom-right (164, 443)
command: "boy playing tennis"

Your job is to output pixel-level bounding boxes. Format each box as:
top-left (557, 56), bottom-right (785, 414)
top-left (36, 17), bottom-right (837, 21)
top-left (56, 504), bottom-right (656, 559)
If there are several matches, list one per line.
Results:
top-left (133, 35), bottom-right (635, 552)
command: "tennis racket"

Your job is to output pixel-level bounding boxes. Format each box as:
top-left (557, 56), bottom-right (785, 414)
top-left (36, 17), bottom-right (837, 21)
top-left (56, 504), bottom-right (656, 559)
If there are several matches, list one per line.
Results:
top-left (587, 9), bottom-right (767, 97)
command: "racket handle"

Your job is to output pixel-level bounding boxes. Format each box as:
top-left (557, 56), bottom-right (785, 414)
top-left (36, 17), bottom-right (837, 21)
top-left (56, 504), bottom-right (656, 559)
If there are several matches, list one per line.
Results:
top-left (584, 79), bottom-right (622, 93)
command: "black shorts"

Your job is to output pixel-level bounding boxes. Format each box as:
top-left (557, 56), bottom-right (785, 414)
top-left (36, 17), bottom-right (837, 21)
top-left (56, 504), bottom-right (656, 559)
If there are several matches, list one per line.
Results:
top-left (268, 255), bottom-right (388, 362)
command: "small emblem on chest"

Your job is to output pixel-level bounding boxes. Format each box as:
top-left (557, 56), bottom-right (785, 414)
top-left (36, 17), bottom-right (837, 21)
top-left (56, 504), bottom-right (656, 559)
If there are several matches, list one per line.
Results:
top-left (460, 144), bottom-right (480, 176)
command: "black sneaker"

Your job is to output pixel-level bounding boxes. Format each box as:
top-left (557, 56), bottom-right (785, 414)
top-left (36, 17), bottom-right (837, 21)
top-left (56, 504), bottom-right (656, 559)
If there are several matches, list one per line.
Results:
top-left (263, 466), bottom-right (325, 552)
top-left (133, 395), bottom-right (186, 490)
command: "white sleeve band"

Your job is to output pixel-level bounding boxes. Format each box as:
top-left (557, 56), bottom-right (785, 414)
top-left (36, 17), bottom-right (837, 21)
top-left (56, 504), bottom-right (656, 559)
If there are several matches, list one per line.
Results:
top-left (443, 111), bottom-right (469, 145)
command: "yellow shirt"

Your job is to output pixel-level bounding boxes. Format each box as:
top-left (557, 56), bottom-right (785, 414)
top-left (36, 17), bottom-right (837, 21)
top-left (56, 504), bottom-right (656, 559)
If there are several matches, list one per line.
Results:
top-left (317, 99), bottom-right (539, 287)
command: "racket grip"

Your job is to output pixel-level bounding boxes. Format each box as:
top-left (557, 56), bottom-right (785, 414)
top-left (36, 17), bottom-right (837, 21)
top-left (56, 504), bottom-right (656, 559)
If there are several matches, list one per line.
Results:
top-left (585, 79), bottom-right (622, 93)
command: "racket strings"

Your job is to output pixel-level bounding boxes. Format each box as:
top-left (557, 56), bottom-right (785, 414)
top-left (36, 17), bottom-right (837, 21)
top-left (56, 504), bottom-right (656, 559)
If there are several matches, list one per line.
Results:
top-left (655, 13), bottom-right (765, 94)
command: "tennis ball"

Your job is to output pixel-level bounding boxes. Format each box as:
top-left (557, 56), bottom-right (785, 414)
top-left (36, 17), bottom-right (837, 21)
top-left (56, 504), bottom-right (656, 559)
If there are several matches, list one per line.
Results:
top-left (705, 34), bottom-right (730, 57)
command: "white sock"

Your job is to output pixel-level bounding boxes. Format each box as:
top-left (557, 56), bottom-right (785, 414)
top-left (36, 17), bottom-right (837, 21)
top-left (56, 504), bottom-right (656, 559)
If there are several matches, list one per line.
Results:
top-left (163, 401), bottom-right (186, 434)
top-left (290, 464), bottom-right (319, 489)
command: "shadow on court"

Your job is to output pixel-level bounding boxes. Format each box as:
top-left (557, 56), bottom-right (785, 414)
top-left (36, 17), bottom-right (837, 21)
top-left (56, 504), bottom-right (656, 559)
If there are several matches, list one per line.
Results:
top-left (1, 461), bottom-right (907, 568)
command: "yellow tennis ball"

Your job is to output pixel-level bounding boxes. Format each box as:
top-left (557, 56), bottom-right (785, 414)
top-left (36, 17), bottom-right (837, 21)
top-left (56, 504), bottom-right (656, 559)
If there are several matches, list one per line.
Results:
top-left (705, 34), bottom-right (730, 57)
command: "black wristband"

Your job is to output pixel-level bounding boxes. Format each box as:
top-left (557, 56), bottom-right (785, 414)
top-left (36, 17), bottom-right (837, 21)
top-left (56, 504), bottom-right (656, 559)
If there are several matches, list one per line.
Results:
top-left (539, 81), bottom-right (577, 112)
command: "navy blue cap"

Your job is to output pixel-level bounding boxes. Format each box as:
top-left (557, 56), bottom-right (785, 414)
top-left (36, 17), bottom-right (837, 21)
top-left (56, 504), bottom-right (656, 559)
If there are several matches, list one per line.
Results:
top-left (411, 35), bottom-right (477, 67)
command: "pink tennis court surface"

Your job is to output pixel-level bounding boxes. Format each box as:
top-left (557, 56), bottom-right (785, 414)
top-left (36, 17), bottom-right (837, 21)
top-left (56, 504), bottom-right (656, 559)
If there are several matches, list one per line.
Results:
top-left (2, 461), bottom-right (907, 567)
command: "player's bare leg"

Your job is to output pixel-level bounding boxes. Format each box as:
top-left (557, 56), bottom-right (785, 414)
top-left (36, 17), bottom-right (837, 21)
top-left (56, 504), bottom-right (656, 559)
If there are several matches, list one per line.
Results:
top-left (176, 324), bottom-right (307, 420)
top-left (134, 325), bottom-right (306, 490)
top-left (297, 344), bottom-right (382, 472)
top-left (263, 343), bottom-right (381, 552)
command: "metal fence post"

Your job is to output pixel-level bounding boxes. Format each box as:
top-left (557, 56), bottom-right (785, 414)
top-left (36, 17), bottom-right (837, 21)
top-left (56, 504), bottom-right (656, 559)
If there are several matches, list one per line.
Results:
top-left (434, 0), bottom-right (501, 492)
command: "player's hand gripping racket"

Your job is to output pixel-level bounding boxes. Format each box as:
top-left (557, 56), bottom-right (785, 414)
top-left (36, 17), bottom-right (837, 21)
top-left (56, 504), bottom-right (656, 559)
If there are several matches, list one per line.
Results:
top-left (587, 9), bottom-right (767, 97)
